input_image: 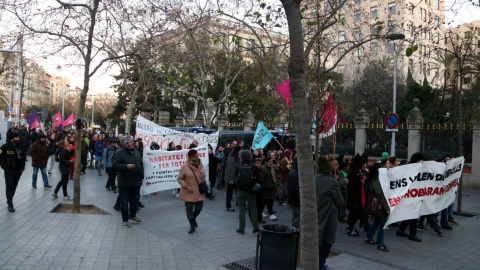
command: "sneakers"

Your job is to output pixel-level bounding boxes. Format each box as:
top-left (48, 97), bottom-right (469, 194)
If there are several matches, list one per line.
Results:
top-left (377, 245), bottom-right (389, 252)
top-left (365, 238), bottom-right (376, 245)
top-left (98, 173), bottom-right (102, 176)
top-left (52, 193), bottom-right (58, 198)
top-left (396, 230), bottom-right (409, 237)
top-left (236, 229), bottom-right (245, 235)
top-left (113, 205), bottom-right (120, 211)
top-left (63, 196), bottom-right (72, 201)
top-left (44, 185), bottom-right (52, 189)
top-left (417, 225), bottom-right (429, 232)
top-left (269, 214), bottom-right (277, 221)
top-left (32, 185), bottom-right (37, 189)
top-left (227, 208), bottom-right (235, 212)
top-left (408, 235), bottom-right (422, 242)
top-left (112, 189), bottom-right (117, 194)
top-left (448, 217), bottom-right (459, 225)
top-left (7, 204), bottom-right (15, 212)
top-left (129, 217), bottom-right (141, 223)
top-left (347, 230), bottom-right (360, 236)
top-left (262, 212), bottom-right (267, 218)
top-left (106, 187), bottom-right (111, 191)
top-left (123, 221), bottom-right (131, 228)
top-left (138, 202), bottom-right (145, 208)
top-left (433, 231), bottom-right (443, 237)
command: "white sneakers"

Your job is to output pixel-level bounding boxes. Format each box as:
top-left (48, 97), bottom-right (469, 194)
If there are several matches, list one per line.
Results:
top-left (262, 212), bottom-right (267, 218)
top-left (269, 214), bottom-right (277, 221)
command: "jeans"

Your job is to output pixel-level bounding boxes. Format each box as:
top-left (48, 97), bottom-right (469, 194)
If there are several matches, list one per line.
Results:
top-left (32, 167), bottom-right (49, 186)
top-left (366, 212), bottom-right (387, 247)
top-left (118, 186), bottom-right (140, 222)
top-left (54, 173), bottom-right (70, 197)
top-left (185, 201), bottom-right (203, 221)
top-left (105, 167), bottom-right (117, 190)
top-left (5, 171), bottom-right (22, 206)
top-left (96, 159), bottom-right (103, 175)
top-left (237, 190), bottom-right (259, 231)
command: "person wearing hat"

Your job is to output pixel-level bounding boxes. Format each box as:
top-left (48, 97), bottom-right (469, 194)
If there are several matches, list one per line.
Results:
top-left (0, 132), bottom-right (26, 212)
top-left (103, 138), bottom-right (119, 193)
top-left (28, 133), bottom-right (52, 189)
top-left (177, 149), bottom-right (207, 234)
top-left (315, 156), bottom-right (344, 269)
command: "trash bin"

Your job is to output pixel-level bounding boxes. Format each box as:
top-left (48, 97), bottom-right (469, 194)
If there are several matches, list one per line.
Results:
top-left (255, 224), bottom-right (299, 270)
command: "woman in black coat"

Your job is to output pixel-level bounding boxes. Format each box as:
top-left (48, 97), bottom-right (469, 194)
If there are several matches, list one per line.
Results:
top-left (52, 140), bottom-right (74, 200)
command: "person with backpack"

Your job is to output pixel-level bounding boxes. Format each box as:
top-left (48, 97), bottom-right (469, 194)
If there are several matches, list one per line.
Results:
top-left (236, 150), bottom-right (260, 234)
top-left (103, 138), bottom-right (118, 193)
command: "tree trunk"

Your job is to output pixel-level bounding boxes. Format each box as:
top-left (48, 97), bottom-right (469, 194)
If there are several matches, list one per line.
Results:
top-left (283, 1), bottom-right (319, 269)
top-left (125, 90), bottom-right (138, 135)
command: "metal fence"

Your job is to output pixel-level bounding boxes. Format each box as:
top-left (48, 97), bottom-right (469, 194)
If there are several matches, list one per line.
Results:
top-left (420, 123), bottom-right (473, 163)
top-left (321, 123), bottom-right (356, 156)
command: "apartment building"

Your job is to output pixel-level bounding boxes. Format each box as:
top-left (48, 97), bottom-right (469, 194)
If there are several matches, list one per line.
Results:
top-left (450, 19), bottom-right (480, 88)
top-left (50, 65), bottom-right (71, 104)
top-left (306, 0), bottom-right (445, 87)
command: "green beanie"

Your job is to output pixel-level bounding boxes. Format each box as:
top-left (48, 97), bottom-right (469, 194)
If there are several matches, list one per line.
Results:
top-left (382, 152), bottom-right (389, 160)
top-left (317, 156), bottom-right (332, 174)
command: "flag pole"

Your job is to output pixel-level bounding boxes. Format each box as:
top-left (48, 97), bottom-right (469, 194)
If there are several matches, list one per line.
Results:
top-left (273, 137), bottom-right (285, 150)
top-left (333, 122), bottom-right (338, 175)
top-left (280, 107), bottom-right (290, 148)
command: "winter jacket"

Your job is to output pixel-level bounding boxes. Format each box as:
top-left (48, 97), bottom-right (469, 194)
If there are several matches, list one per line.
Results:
top-left (315, 173), bottom-right (344, 245)
top-left (371, 176), bottom-right (390, 213)
top-left (347, 167), bottom-right (363, 200)
top-left (58, 148), bottom-right (72, 175)
top-left (47, 138), bottom-right (58, 156)
top-left (208, 152), bottom-right (220, 183)
top-left (279, 157), bottom-right (292, 183)
top-left (225, 156), bottom-right (240, 184)
top-left (81, 141), bottom-right (88, 161)
top-left (177, 162), bottom-right (206, 202)
top-left (18, 129), bottom-right (30, 147)
top-left (102, 145), bottom-right (117, 168)
top-left (261, 164), bottom-right (278, 200)
top-left (28, 140), bottom-right (49, 168)
top-left (95, 140), bottom-right (106, 158)
top-left (113, 147), bottom-right (143, 187)
top-left (287, 168), bottom-right (300, 207)
top-left (0, 141), bottom-right (25, 172)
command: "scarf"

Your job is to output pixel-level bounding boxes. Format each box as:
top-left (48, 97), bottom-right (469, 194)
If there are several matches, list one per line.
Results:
top-left (188, 158), bottom-right (201, 168)
top-left (265, 163), bottom-right (278, 185)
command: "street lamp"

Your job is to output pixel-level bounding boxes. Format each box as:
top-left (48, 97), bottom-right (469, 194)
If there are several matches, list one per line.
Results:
top-left (62, 89), bottom-right (81, 120)
top-left (0, 48), bottom-right (23, 124)
top-left (387, 33), bottom-right (405, 157)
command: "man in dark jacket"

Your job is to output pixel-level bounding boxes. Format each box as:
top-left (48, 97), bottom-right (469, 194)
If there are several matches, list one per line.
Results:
top-left (17, 126), bottom-right (30, 161)
top-left (113, 135), bottom-right (144, 228)
top-left (0, 132), bottom-right (26, 212)
top-left (28, 134), bottom-right (52, 189)
top-left (287, 157), bottom-right (300, 229)
top-left (346, 154), bottom-right (365, 236)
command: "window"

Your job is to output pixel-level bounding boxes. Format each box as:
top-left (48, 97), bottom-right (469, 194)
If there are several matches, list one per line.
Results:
top-left (408, 22), bottom-right (413, 33)
top-left (339, 31), bottom-right (345, 42)
top-left (354, 63), bottom-right (360, 73)
top-left (338, 65), bottom-right (345, 73)
top-left (409, 59), bottom-right (414, 72)
top-left (325, 34), bottom-right (331, 45)
top-left (312, 7), bottom-right (317, 16)
top-left (370, 42), bottom-right (378, 54)
top-left (325, 3), bottom-right (331, 11)
top-left (388, 3), bottom-right (396, 14)
top-left (419, 8), bottom-right (422, 19)
top-left (355, 0), bottom-right (361, 4)
top-left (354, 28), bottom-right (361, 40)
top-left (435, 16), bottom-right (439, 26)
top-left (354, 48), bottom-right (362, 56)
top-left (340, 14), bottom-right (346, 22)
top-left (389, 21), bottom-right (397, 33)
top-left (436, 0), bottom-right (439, 9)
top-left (338, 48), bottom-right (345, 59)
top-left (464, 77), bottom-right (472, 84)
top-left (427, 31), bottom-right (430, 40)
top-left (435, 33), bottom-right (439, 43)
top-left (423, 9), bottom-right (426, 21)
top-left (388, 41), bottom-right (395, 52)
top-left (428, 13), bottom-right (431, 23)
top-left (354, 11), bottom-right (361, 22)
top-left (465, 31), bottom-right (471, 39)
top-left (371, 26), bottom-right (379, 35)
top-left (371, 7), bottom-right (378, 18)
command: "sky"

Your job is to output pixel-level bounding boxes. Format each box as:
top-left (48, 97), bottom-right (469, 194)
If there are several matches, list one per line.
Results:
top-left (24, 0), bottom-right (480, 95)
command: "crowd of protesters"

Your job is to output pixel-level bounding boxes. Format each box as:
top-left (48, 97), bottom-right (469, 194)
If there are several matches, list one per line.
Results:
top-left (0, 126), bottom-right (461, 268)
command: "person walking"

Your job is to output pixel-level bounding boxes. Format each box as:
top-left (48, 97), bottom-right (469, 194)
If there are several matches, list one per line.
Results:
top-left (278, 149), bottom-right (293, 206)
top-left (80, 135), bottom-right (88, 174)
top-left (52, 140), bottom-right (74, 200)
top-left (103, 138), bottom-right (118, 193)
top-left (225, 145), bottom-right (241, 212)
top-left (315, 156), bottom-right (344, 269)
top-left (46, 133), bottom-right (57, 175)
top-left (177, 149), bottom-right (207, 234)
top-left (17, 126), bottom-right (30, 161)
top-left (260, 156), bottom-right (278, 221)
top-left (287, 157), bottom-right (300, 229)
top-left (346, 154), bottom-right (366, 236)
top-left (0, 132), bottom-right (25, 212)
top-left (28, 134), bottom-right (52, 189)
top-left (236, 150), bottom-right (260, 235)
top-left (95, 134), bottom-right (106, 176)
top-left (113, 136), bottom-right (143, 228)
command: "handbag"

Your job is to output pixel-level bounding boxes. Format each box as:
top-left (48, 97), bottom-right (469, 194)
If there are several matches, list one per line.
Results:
top-left (190, 168), bottom-right (208, 194)
top-left (366, 192), bottom-right (384, 218)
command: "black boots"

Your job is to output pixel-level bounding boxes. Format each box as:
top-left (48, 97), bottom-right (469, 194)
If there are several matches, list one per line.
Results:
top-left (188, 219), bottom-right (195, 234)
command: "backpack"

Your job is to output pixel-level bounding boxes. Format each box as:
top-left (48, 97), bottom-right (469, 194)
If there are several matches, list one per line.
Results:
top-left (54, 149), bottom-right (60, 162)
top-left (237, 164), bottom-right (255, 192)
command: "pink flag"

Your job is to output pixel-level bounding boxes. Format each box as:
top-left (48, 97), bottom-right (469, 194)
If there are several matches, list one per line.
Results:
top-left (275, 78), bottom-right (292, 108)
top-left (32, 118), bottom-right (41, 129)
top-left (320, 92), bottom-right (337, 134)
top-left (53, 110), bottom-right (63, 128)
top-left (63, 114), bottom-right (75, 127)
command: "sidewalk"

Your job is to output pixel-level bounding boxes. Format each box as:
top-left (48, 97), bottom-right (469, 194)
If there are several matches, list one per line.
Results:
top-left (0, 163), bottom-right (478, 270)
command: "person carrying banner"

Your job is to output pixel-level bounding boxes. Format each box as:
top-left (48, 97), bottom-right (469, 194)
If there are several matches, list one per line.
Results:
top-left (315, 156), bottom-right (344, 269)
top-left (364, 163), bottom-right (390, 252)
top-left (0, 132), bottom-right (25, 212)
top-left (113, 136), bottom-right (144, 228)
top-left (441, 154), bottom-right (458, 227)
top-left (177, 149), bottom-right (206, 234)
top-left (235, 150), bottom-right (260, 234)
top-left (396, 152), bottom-right (424, 242)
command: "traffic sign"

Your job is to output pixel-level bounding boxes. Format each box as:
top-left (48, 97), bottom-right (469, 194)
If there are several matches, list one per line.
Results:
top-left (14, 100), bottom-right (19, 105)
top-left (386, 113), bottom-right (399, 129)
top-left (7, 107), bottom-right (12, 112)
top-left (386, 128), bottom-right (398, 132)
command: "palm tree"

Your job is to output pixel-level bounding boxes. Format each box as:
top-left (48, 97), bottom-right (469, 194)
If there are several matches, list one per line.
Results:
top-left (431, 52), bottom-right (457, 101)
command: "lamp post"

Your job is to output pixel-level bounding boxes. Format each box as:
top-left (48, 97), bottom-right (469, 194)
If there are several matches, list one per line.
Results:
top-left (387, 33), bottom-right (405, 157)
top-left (62, 89), bottom-right (81, 120)
top-left (0, 48), bottom-right (23, 124)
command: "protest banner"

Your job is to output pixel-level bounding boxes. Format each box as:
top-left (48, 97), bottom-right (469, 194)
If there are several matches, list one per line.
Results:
top-left (252, 122), bottom-right (274, 150)
top-left (379, 157), bottom-right (465, 227)
top-left (141, 144), bottom-right (210, 195)
top-left (135, 116), bottom-right (218, 150)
